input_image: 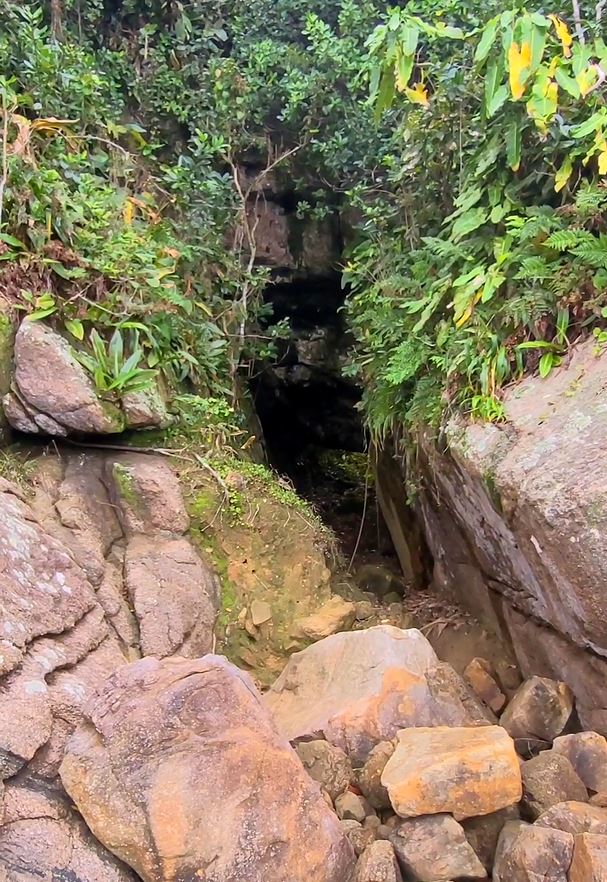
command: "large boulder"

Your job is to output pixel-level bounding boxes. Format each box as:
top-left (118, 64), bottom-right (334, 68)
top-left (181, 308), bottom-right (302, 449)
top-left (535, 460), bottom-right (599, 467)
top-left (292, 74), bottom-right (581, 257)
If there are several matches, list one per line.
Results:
top-left (264, 626), bottom-right (490, 763)
top-left (381, 726), bottom-right (521, 820)
top-left (60, 655), bottom-right (355, 882)
top-left (409, 341), bottom-right (607, 728)
top-left (0, 776), bottom-right (137, 882)
top-left (2, 319), bottom-right (170, 436)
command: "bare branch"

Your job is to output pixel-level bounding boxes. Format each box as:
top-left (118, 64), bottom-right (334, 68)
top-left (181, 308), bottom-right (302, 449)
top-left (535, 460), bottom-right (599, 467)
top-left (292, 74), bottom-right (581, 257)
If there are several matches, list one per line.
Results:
top-left (572, 0), bottom-right (586, 43)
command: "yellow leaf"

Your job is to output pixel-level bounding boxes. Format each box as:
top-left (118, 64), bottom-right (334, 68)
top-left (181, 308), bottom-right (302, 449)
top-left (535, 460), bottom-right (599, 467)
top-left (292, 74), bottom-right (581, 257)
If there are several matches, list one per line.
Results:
top-left (599, 149), bottom-right (607, 175)
top-left (404, 81), bottom-right (429, 107)
top-left (508, 41), bottom-right (532, 100)
top-left (554, 155), bottom-right (573, 192)
top-left (549, 14), bottom-right (573, 58)
top-left (576, 65), bottom-right (599, 97)
top-left (123, 198), bottom-right (135, 225)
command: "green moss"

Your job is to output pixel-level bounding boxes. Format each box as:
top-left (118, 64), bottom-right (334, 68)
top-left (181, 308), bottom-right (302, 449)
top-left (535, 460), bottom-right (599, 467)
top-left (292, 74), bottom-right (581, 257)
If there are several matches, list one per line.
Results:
top-left (483, 470), bottom-right (503, 515)
top-left (112, 463), bottom-right (140, 509)
top-left (189, 490), bottom-right (217, 521)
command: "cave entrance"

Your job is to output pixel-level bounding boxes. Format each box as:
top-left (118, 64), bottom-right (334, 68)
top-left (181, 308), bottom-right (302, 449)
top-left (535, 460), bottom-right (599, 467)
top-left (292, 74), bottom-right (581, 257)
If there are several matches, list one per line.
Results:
top-left (249, 274), bottom-right (398, 573)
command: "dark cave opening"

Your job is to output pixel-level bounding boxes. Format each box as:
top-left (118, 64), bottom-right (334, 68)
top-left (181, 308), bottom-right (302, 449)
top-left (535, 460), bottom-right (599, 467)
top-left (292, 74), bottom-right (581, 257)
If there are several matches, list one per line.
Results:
top-left (249, 275), bottom-right (398, 569)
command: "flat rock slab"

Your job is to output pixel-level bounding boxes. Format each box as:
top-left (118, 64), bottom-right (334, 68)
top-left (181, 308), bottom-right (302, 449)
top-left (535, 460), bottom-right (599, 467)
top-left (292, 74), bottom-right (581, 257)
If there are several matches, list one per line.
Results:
top-left (60, 655), bottom-right (355, 882)
top-left (265, 626), bottom-right (486, 763)
top-left (381, 725), bottom-right (521, 820)
top-left (536, 801), bottom-right (607, 835)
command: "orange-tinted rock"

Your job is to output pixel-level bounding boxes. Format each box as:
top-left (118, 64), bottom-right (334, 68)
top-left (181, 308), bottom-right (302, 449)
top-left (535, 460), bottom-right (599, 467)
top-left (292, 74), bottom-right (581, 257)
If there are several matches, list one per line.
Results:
top-left (60, 655), bottom-right (354, 882)
top-left (569, 832), bottom-right (607, 881)
top-left (499, 677), bottom-right (574, 743)
top-left (381, 726), bottom-right (521, 820)
top-left (265, 627), bottom-right (489, 763)
top-left (536, 801), bottom-right (607, 835)
top-left (357, 741), bottom-right (395, 810)
top-left (493, 823), bottom-right (573, 882)
top-left (295, 596), bottom-right (356, 641)
top-left (552, 732), bottom-right (607, 792)
top-left (464, 657), bottom-right (506, 713)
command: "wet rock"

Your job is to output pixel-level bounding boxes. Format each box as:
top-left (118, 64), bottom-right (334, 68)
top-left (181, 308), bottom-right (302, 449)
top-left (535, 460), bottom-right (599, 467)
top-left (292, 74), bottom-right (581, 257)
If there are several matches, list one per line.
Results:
top-left (521, 752), bottom-right (587, 820)
top-left (265, 626), bottom-right (490, 763)
top-left (106, 454), bottom-right (190, 536)
top-left (60, 655), bottom-right (355, 882)
top-left (5, 319), bottom-right (125, 434)
top-left (500, 676), bottom-right (574, 746)
top-left (493, 823), bottom-right (573, 882)
top-left (381, 726), bottom-right (521, 820)
top-left (535, 801), bottom-right (607, 834)
top-left (462, 805), bottom-right (520, 871)
top-left (335, 792), bottom-right (370, 823)
top-left (354, 841), bottom-right (403, 882)
top-left (124, 534), bottom-right (219, 658)
top-left (569, 832), bottom-right (607, 881)
top-left (295, 595), bottom-right (356, 641)
top-left (0, 776), bottom-right (137, 882)
top-left (295, 740), bottom-right (352, 801)
top-left (552, 732), bottom-right (607, 792)
top-left (389, 813), bottom-right (486, 880)
top-left (463, 657), bottom-right (507, 713)
top-left (357, 741), bottom-right (395, 810)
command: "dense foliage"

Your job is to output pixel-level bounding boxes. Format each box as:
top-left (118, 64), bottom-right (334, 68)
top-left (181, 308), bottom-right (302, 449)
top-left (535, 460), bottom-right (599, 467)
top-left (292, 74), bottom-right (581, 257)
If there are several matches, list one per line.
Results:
top-left (345, 1), bottom-right (607, 435)
top-left (3, 0), bottom-right (607, 444)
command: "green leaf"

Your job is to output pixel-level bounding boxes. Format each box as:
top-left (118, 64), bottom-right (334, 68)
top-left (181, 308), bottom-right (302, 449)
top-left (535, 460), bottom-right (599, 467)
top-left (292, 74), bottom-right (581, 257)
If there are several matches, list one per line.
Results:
top-left (555, 67), bottom-right (580, 99)
top-left (475, 17), bottom-right (500, 66)
top-left (29, 307), bottom-right (56, 321)
top-left (451, 208), bottom-right (488, 242)
top-left (539, 351), bottom-right (557, 378)
top-left (506, 118), bottom-right (522, 171)
top-left (401, 24), bottom-right (419, 56)
top-left (65, 319), bottom-right (84, 340)
top-left (0, 233), bottom-right (26, 249)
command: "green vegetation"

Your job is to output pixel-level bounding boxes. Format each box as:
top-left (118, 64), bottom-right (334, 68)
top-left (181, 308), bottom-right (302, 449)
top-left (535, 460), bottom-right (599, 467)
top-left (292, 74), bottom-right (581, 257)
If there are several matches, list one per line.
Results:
top-left (3, 0), bottom-right (607, 448)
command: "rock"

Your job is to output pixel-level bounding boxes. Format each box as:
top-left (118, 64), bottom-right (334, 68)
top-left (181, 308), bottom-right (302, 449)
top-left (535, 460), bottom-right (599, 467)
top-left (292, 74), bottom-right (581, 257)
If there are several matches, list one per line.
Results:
top-left (355, 601), bottom-right (375, 621)
top-left (105, 454), bottom-right (190, 536)
top-left (250, 599), bottom-right (272, 626)
top-left (390, 814), bottom-right (486, 880)
top-left (355, 565), bottom-right (402, 597)
top-left (462, 806), bottom-right (520, 871)
top-left (552, 732), bottom-right (607, 792)
top-left (464, 657), bottom-right (507, 713)
top-left (0, 776), bottom-right (138, 882)
top-left (426, 661), bottom-right (496, 725)
top-left (342, 820), bottom-right (376, 857)
top-left (357, 741), bottom-right (395, 810)
top-left (335, 792), bottom-right (369, 823)
top-left (121, 382), bottom-right (171, 429)
top-left (500, 677), bottom-right (574, 746)
top-left (569, 832), bottom-right (607, 881)
top-left (521, 752), bottom-right (587, 820)
top-left (536, 801), bottom-right (607, 834)
top-left (493, 820), bottom-right (530, 882)
top-left (295, 740), bottom-right (352, 801)
top-left (265, 626), bottom-right (491, 763)
top-left (354, 841), bottom-right (403, 882)
top-left (295, 596), bottom-right (356, 641)
top-left (381, 726), bottom-right (521, 820)
top-left (124, 534), bottom-right (219, 658)
top-left (493, 823), bottom-right (573, 882)
top-left (6, 319), bottom-right (125, 434)
top-left (60, 655), bottom-right (355, 882)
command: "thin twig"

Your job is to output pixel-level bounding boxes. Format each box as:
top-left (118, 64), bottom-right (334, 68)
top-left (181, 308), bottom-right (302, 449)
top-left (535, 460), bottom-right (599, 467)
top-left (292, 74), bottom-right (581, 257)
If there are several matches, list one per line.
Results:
top-left (572, 0), bottom-right (585, 43)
